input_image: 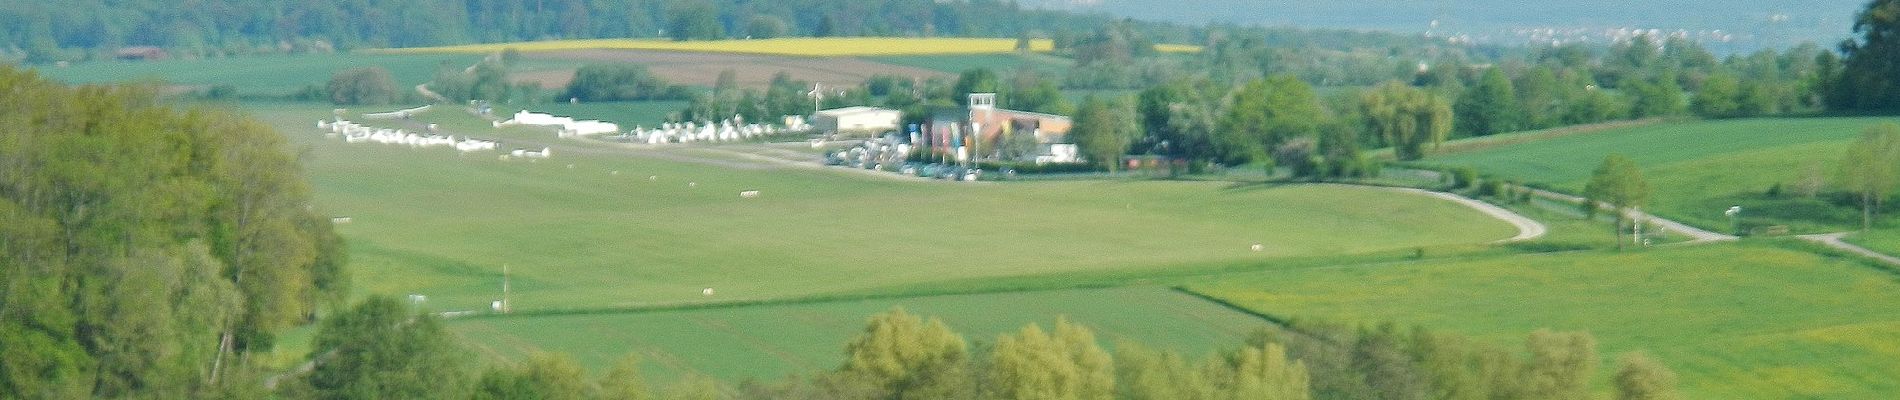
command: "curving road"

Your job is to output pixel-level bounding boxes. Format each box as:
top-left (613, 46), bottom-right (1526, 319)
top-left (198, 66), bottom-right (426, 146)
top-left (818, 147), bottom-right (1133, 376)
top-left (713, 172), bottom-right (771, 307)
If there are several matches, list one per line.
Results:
top-left (1797, 232), bottom-right (1900, 267)
top-left (1520, 187), bottom-right (1737, 244)
top-left (1402, 187), bottom-right (1548, 243)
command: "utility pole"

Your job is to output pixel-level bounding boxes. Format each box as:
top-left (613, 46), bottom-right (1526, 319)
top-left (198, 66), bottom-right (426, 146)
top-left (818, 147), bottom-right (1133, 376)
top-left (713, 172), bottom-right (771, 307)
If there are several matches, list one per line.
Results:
top-left (501, 264), bottom-right (511, 313)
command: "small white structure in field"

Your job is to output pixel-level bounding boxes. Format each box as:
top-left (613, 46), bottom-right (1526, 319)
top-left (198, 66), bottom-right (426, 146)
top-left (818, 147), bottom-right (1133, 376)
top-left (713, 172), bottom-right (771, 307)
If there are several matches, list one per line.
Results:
top-left (331, 217), bottom-right (353, 224)
top-left (1250, 243), bottom-right (1264, 252)
top-left (813, 106), bottom-right (900, 135)
top-left (687, 182), bottom-right (697, 188)
top-left (702, 287), bottom-right (715, 296)
top-left (739, 190), bottom-right (760, 198)
top-left (649, 175), bottom-right (658, 181)
top-left (511, 147), bottom-right (552, 159)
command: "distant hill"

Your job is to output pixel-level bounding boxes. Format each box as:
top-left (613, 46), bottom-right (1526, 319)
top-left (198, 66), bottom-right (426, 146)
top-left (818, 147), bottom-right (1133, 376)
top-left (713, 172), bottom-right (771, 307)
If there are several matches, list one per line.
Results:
top-left (1026, 0), bottom-right (1868, 52)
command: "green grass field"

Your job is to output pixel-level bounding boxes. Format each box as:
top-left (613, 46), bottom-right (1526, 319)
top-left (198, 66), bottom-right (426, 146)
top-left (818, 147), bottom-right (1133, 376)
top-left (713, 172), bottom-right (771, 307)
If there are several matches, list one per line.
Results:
top-left (1188, 242), bottom-right (1900, 399)
top-left (229, 99), bottom-right (1900, 398)
top-left (36, 53), bottom-right (479, 96)
top-left (246, 104), bottom-right (1517, 314)
top-left (449, 286), bottom-right (1274, 382)
top-left (1423, 117), bottom-right (1900, 233)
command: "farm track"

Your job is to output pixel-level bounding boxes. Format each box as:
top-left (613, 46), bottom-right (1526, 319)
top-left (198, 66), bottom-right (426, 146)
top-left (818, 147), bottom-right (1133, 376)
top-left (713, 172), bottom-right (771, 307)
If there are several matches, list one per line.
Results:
top-left (1384, 186), bottom-right (1547, 243)
top-left (1797, 232), bottom-right (1900, 267)
top-left (1522, 188), bottom-right (1738, 244)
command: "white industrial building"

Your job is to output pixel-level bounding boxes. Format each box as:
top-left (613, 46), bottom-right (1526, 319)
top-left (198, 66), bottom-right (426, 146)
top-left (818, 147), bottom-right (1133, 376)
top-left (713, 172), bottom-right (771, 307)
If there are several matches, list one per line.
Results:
top-left (813, 106), bottom-right (901, 135)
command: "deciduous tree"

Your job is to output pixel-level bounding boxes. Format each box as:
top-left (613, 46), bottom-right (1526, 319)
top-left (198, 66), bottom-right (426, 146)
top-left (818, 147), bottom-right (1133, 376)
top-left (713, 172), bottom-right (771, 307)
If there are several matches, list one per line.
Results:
top-left (1360, 81), bottom-right (1453, 161)
top-left (1582, 154), bottom-right (1650, 249)
top-left (1613, 353), bottom-right (1680, 400)
top-left (1454, 68), bottom-right (1523, 136)
top-left (1838, 123), bottom-right (1900, 231)
top-left (1828, 0), bottom-right (1900, 112)
top-left (1071, 96), bottom-right (1137, 171)
top-left (838, 308), bottom-right (971, 399)
top-left (328, 67), bottom-right (398, 106)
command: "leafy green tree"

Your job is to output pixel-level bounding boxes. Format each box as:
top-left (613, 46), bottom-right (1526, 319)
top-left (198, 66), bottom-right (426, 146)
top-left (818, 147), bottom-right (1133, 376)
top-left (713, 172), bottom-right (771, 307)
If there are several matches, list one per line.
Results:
top-left (1691, 73), bottom-right (1741, 118)
top-left (1838, 123), bottom-right (1900, 231)
top-left (1317, 123), bottom-right (1372, 179)
top-left (1011, 79), bottom-right (1074, 116)
top-left (1113, 342), bottom-right (1212, 400)
top-left (1828, 0), bottom-right (1900, 112)
top-left (1515, 66), bottom-right (1565, 129)
top-left (838, 308), bottom-right (972, 399)
top-left (469, 60), bottom-right (512, 102)
top-left (1521, 330), bottom-right (1597, 400)
top-left (1624, 74), bottom-right (1686, 118)
top-left (1348, 324), bottom-right (1426, 400)
top-left (473, 353), bottom-right (596, 400)
top-left (600, 355), bottom-right (654, 400)
top-left (1736, 81), bottom-right (1782, 117)
top-left (1136, 80), bottom-right (1224, 169)
top-left (1222, 75), bottom-right (1326, 167)
top-left (987, 318), bottom-right (1114, 400)
top-left (953, 68), bottom-right (1002, 104)
top-left (566, 64), bottom-right (671, 101)
top-left (1071, 96), bottom-right (1138, 171)
top-left (0, 65), bottom-right (342, 395)
top-left (304, 296), bottom-right (471, 400)
top-left (1582, 154), bottom-right (1650, 249)
top-left (430, 62), bottom-right (473, 102)
top-left (328, 67), bottom-right (399, 105)
top-left (744, 15), bottom-right (788, 39)
top-left (1564, 87), bottom-right (1627, 124)
top-left (667, 0), bottom-right (724, 41)
top-left (660, 374), bottom-right (727, 400)
top-left (1454, 68), bottom-right (1522, 136)
top-left (1614, 353), bottom-right (1681, 400)
top-left (1360, 81), bottom-right (1453, 161)
top-left (1211, 342), bottom-right (1310, 400)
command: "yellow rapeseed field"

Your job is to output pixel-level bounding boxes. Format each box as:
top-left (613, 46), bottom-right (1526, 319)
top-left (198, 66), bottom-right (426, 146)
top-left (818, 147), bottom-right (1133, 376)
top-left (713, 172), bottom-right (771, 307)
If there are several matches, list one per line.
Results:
top-left (376, 37), bottom-right (1203, 57)
top-left (1154, 44), bottom-right (1204, 53)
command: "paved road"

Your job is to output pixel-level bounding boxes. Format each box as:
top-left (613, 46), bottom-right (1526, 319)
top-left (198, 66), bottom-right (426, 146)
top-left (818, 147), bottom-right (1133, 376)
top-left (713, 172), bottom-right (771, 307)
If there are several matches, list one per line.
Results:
top-left (1797, 232), bottom-right (1900, 266)
top-left (1375, 186), bottom-right (1549, 243)
top-left (1522, 186), bottom-right (1739, 244)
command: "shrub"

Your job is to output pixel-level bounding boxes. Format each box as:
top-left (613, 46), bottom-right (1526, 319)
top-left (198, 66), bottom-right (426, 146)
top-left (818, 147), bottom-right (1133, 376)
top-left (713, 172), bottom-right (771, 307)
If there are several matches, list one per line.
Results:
top-left (1451, 167), bottom-right (1478, 189)
top-left (1478, 179), bottom-right (1504, 198)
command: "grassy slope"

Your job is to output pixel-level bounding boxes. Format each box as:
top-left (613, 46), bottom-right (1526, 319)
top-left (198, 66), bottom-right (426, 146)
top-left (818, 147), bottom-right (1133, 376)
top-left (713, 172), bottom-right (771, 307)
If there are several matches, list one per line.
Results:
top-left (247, 104), bottom-right (1515, 313)
top-left (449, 286), bottom-right (1273, 382)
top-left (36, 53), bottom-right (479, 96)
top-left (1424, 117), bottom-right (1900, 233)
top-left (1189, 242), bottom-right (1900, 399)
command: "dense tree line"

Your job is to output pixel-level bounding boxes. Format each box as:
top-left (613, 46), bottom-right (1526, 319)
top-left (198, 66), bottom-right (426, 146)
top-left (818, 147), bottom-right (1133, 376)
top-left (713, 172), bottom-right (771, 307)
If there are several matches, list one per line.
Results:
top-left (288, 304), bottom-right (1679, 400)
top-left (0, 0), bottom-right (1179, 63)
top-left (0, 64), bottom-right (346, 397)
top-left (1823, 0), bottom-right (1900, 113)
